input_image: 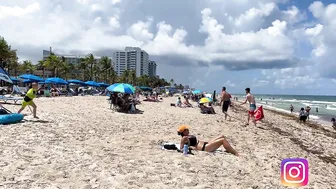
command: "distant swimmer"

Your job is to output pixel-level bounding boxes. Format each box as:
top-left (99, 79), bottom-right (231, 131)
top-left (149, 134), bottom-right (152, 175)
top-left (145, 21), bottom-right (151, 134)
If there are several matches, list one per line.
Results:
top-left (316, 107), bottom-right (319, 113)
top-left (290, 104), bottom-right (294, 113)
top-left (240, 87), bottom-right (256, 126)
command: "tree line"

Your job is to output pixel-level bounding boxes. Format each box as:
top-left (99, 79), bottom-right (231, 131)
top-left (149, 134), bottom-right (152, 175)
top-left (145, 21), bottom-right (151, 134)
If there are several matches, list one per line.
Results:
top-left (0, 36), bottom-right (184, 89)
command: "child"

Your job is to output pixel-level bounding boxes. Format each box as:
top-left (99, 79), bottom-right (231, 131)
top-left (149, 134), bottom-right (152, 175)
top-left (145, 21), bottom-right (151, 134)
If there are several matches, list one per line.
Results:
top-left (18, 82), bottom-right (39, 118)
top-left (299, 108), bottom-right (307, 123)
top-left (176, 97), bottom-right (182, 107)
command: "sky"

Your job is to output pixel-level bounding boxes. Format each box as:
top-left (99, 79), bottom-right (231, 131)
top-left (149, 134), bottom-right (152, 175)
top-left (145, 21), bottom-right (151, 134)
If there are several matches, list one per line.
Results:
top-left (0, 0), bottom-right (335, 95)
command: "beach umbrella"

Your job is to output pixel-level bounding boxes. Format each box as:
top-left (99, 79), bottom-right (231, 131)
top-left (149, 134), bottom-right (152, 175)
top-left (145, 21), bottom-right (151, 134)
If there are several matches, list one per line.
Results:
top-left (23, 79), bottom-right (34, 83)
top-left (68, 79), bottom-right (84, 85)
top-left (139, 86), bottom-right (152, 91)
top-left (98, 82), bottom-right (110, 87)
top-left (192, 89), bottom-right (201, 94)
top-left (18, 74), bottom-right (44, 82)
top-left (84, 80), bottom-right (100, 87)
top-left (199, 97), bottom-right (212, 104)
top-left (107, 83), bottom-right (135, 94)
top-left (10, 77), bottom-right (19, 82)
top-left (45, 77), bottom-right (68, 85)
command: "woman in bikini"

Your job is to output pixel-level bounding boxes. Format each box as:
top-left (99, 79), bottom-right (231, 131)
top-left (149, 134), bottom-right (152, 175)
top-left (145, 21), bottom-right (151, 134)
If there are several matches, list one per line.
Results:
top-left (177, 125), bottom-right (239, 156)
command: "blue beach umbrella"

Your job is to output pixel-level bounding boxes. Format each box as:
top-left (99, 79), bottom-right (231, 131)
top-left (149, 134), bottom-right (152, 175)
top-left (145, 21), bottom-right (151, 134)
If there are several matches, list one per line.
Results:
top-left (107, 83), bottom-right (135, 94)
top-left (45, 77), bottom-right (68, 85)
top-left (23, 79), bottom-right (34, 83)
top-left (10, 77), bottom-right (19, 82)
top-left (18, 74), bottom-right (44, 82)
top-left (192, 89), bottom-right (201, 94)
top-left (85, 80), bottom-right (100, 87)
top-left (98, 82), bottom-right (110, 87)
top-left (67, 79), bottom-right (84, 85)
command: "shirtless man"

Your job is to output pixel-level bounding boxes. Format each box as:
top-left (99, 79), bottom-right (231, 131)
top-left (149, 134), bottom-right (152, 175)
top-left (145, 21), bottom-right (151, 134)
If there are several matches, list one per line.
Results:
top-left (220, 87), bottom-right (232, 120)
top-left (240, 88), bottom-right (256, 126)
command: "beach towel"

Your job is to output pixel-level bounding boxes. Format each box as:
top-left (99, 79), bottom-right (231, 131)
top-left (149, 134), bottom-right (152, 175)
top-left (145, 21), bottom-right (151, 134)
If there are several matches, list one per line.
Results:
top-left (161, 143), bottom-right (226, 154)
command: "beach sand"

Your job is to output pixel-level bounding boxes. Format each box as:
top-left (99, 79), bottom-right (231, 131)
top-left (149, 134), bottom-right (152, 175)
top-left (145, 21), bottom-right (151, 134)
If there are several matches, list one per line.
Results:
top-left (0, 96), bottom-right (335, 189)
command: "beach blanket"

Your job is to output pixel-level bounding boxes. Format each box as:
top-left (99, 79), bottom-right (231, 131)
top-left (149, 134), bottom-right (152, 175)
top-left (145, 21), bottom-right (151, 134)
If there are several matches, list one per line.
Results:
top-left (161, 143), bottom-right (226, 154)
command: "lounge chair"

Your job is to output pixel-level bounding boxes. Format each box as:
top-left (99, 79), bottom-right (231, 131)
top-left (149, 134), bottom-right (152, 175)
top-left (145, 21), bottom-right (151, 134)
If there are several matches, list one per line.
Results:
top-left (0, 95), bottom-right (23, 104)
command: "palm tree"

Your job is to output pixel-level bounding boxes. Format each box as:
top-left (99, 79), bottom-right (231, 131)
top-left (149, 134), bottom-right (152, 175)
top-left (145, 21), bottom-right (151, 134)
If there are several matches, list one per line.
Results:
top-left (82, 54), bottom-right (96, 80)
top-left (99, 56), bottom-right (111, 82)
top-left (20, 60), bottom-right (35, 74)
top-left (120, 70), bottom-right (130, 83)
top-left (0, 36), bottom-right (16, 69)
top-left (36, 60), bottom-right (46, 78)
top-left (170, 78), bottom-right (174, 86)
top-left (44, 54), bottom-right (63, 77)
top-left (129, 70), bottom-right (137, 85)
top-left (109, 67), bottom-right (118, 84)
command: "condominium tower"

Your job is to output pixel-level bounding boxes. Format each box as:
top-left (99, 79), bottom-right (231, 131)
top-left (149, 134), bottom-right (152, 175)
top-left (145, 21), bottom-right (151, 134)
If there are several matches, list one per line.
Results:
top-left (113, 47), bottom-right (153, 77)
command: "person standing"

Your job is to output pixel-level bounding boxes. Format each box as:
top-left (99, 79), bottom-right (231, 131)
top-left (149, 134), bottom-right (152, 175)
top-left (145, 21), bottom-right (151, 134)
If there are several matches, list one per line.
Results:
top-left (220, 87), bottom-right (232, 120)
top-left (18, 82), bottom-right (39, 118)
top-left (290, 104), bottom-right (294, 113)
top-left (305, 106), bottom-right (311, 120)
top-left (240, 88), bottom-right (256, 126)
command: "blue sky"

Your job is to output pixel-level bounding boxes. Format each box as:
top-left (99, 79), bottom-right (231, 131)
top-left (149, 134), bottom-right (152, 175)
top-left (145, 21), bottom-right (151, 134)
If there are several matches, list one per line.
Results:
top-left (0, 0), bottom-right (335, 95)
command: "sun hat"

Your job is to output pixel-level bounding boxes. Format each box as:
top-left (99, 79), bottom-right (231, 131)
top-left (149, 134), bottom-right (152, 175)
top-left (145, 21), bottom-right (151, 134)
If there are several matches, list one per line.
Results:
top-left (177, 125), bottom-right (189, 133)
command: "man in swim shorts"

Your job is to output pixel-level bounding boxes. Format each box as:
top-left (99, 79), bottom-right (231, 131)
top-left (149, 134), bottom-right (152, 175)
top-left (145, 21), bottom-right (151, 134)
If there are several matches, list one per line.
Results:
top-left (18, 82), bottom-right (39, 118)
top-left (240, 88), bottom-right (256, 126)
top-left (220, 86), bottom-right (232, 120)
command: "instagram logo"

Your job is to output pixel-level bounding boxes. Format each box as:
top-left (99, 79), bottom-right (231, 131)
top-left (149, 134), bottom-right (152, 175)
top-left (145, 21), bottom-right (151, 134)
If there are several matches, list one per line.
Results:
top-left (281, 158), bottom-right (309, 187)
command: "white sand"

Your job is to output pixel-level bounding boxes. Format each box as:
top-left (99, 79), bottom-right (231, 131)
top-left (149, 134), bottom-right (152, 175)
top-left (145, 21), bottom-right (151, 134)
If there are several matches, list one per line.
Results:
top-left (0, 96), bottom-right (335, 189)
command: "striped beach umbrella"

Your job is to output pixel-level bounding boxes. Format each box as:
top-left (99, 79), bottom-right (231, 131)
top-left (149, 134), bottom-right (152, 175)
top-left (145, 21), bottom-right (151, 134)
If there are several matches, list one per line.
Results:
top-left (107, 83), bottom-right (135, 94)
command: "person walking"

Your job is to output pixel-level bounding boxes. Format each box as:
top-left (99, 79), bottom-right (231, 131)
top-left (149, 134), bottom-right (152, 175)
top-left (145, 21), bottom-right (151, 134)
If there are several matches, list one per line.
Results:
top-left (219, 87), bottom-right (232, 120)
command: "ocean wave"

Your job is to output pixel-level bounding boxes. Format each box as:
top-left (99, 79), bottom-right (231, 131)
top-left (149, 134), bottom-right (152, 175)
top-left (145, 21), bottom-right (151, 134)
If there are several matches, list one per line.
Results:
top-left (262, 105), bottom-right (320, 120)
top-left (326, 106), bottom-right (336, 111)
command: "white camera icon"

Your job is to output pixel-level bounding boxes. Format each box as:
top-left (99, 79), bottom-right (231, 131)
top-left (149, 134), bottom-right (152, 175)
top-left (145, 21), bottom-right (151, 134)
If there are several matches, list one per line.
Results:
top-left (283, 161), bottom-right (306, 183)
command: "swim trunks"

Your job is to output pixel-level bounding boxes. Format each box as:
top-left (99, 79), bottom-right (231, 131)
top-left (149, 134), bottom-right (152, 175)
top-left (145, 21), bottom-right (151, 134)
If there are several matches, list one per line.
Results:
top-left (249, 104), bottom-right (256, 115)
top-left (222, 100), bottom-right (230, 112)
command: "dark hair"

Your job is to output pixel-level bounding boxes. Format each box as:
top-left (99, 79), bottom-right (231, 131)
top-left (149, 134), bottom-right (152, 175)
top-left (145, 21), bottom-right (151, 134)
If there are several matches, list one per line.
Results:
top-left (301, 108), bottom-right (304, 111)
top-left (245, 88), bottom-right (250, 93)
top-left (222, 87), bottom-right (226, 91)
top-left (177, 132), bottom-right (184, 136)
top-left (332, 118), bottom-right (335, 122)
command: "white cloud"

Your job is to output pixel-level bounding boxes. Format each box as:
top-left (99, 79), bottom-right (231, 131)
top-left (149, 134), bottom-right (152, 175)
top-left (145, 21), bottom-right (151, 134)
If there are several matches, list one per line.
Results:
top-left (127, 18), bottom-right (154, 41)
top-left (0, 2), bottom-right (40, 19)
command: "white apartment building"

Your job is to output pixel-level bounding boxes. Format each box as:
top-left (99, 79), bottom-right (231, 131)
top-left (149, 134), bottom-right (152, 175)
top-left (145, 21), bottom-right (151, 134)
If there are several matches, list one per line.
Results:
top-left (113, 47), bottom-right (151, 77)
top-left (148, 61), bottom-right (157, 77)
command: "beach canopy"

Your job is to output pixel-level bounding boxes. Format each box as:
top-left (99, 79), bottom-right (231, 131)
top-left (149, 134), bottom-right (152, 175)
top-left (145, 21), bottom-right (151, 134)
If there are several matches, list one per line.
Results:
top-left (107, 83), bottom-right (135, 94)
top-left (18, 74), bottom-right (44, 82)
top-left (84, 80), bottom-right (100, 87)
top-left (192, 89), bottom-right (201, 94)
top-left (67, 79), bottom-right (84, 85)
top-left (98, 82), bottom-right (110, 87)
top-left (45, 77), bottom-right (68, 85)
top-left (0, 67), bottom-right (13, 84)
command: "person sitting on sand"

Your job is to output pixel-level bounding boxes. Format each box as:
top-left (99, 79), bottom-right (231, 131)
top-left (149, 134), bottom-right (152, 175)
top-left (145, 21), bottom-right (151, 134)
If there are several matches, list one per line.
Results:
top-left (18, 82), bottom-right (39, 118)
top-left (299, 108), bottom-right (308, 123)
top-left (176, 97), bottom-right (182, 107)
top-left (199, 103), bottom-right (216, 114)
top-left (177, 125), bottom-right (238, 156)
top-left (183, 96), bottom-right (193, 107)
top-left (331, 118), bottom-right (336, 130)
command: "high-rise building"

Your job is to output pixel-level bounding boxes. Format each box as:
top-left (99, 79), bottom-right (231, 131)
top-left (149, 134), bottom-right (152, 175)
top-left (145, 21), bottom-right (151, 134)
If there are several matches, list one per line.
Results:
top-left (113, 47), bottom-right (151, 77)
top-left (148, 61), bottom-right (157, 77)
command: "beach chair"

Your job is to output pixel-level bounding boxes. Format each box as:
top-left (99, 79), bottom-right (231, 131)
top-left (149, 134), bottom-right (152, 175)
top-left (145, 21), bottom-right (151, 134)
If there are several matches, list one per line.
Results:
top-left (0, 95), bottom-right (23, 104)
top-left (11, 85), bottom-right (25, 96)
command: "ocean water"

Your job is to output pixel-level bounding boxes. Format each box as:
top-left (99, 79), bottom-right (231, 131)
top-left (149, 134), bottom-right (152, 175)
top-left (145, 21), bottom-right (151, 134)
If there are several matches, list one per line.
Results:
top-left (232, 94), bottom-right (336, 122)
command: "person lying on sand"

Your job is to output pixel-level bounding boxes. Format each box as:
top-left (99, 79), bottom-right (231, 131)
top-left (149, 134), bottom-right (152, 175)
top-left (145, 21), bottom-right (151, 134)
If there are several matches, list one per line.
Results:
top-left (177, 125), bottom-right (239, 156)
top-left (199, 103), bottom-right (216, 114)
